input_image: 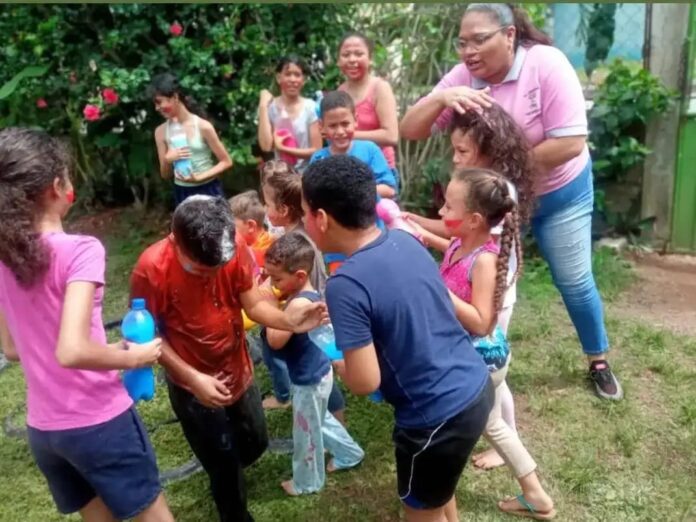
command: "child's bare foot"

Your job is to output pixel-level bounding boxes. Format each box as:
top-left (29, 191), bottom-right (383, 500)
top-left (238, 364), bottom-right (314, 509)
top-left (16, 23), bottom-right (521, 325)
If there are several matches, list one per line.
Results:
top-left (327, 459), bottom-right (337, 473)
top-left (263, 397), bottom-right (290, 410)
top-left (472, 448), bottom-right (505, 470)
top-left (327, 457), bottom-right (363, 473)
top-left (281, 480), bottom-right (299, 496)
top-left (498, 493), bottom-right (555, 520)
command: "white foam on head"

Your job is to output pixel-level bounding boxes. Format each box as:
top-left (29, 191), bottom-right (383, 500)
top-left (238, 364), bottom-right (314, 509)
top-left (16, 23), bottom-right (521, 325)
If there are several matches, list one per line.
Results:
top-left (181, 194), bottom-right (214, 205)
top-left (220, 226), bottom-right (235, 263)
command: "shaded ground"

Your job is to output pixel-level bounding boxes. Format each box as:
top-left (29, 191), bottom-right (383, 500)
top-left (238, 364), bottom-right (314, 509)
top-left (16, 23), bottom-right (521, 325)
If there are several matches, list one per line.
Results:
top-left (618, 252), bottom-right (696, 337)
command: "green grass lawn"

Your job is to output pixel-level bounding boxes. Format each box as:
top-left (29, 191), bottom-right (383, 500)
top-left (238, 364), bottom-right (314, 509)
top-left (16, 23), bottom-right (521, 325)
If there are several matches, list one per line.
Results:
top-left (1, 210), bottom-right (695, 521)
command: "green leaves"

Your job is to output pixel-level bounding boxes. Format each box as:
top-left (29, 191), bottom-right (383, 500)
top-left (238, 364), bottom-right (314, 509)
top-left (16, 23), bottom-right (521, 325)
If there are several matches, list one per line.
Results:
top-left (0, 4), bottom-right (353, 206)
top-left (589, 59), bottom-right (676, 184)
top-left (0, 65), bottom-right (49, 100)
top-left (589, 59), bottom-right (677, 239)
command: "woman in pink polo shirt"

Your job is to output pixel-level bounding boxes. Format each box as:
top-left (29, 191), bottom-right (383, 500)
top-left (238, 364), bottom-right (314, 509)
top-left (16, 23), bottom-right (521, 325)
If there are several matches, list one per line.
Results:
top-left (401, 3), bottom-right (622, 401)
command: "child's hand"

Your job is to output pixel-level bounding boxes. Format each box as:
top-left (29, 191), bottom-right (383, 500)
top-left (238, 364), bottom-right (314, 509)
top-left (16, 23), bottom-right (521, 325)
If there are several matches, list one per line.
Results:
top-left (258, 279), bottom-right (279, 303)
top-left (403, 217), bottom-right (431, 241)
top-left (165, 146), bottom-right (191, 164)
top-left (332, 359), bottom-right (346, 379)
top-left (175, 170), bottom-right (199, 183)
top-left (273, 131), bottom-right (288, 152)
top-left (259, 89), bottom-right (274, 107)
top-left (287, 300), bottom-right (329, 333)
top-left (189, 371), bottom-right (234, 408)
top-left (126, 338), bottom-right (162, 368)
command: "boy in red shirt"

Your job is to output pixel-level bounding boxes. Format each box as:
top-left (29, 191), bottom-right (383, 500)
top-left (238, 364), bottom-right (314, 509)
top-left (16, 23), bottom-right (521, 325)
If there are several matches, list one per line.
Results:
top-left (130, 195), bottom-right (326, 522)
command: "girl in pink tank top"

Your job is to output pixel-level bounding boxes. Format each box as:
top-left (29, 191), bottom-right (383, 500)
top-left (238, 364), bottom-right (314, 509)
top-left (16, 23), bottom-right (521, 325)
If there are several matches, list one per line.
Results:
top-left (413, 167), bottom-right (556, 517)
top-left (337, 33), bottom-right (399, 171)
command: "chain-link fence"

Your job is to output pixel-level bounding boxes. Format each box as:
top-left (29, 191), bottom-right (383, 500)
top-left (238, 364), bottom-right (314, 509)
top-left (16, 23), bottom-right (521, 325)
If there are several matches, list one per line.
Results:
top-left (547, 3), bottom-right (647, 86)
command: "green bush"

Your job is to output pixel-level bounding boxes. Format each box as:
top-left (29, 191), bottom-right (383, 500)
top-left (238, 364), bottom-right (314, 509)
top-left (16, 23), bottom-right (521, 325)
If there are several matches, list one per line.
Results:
top-left (0, 4), bottom-right (353, 206)
top-left (589, 60), bottom-right (674, 183)
top-left (588, 59), bottom-right (676, 238)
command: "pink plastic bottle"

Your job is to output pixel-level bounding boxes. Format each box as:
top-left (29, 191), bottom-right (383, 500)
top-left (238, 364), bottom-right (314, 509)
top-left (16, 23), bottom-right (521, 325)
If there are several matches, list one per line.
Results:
top-left (275, 108), bottom-right (298, 166)
top-left (375, 199), bottom-right (424, 243)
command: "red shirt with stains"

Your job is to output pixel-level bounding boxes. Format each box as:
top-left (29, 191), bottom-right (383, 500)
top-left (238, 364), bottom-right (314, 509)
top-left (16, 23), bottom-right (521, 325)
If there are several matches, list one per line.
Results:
top-left (130, 234), bottom-right (255, 402)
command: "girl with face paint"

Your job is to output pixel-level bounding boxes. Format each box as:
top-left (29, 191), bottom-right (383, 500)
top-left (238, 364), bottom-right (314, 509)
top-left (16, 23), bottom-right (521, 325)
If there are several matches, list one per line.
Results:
top-left (258, 56), bottom-right (323, 173)
top-left (416, 168), bottom-right (555, 519)
top-left (0, 128), bottom-right (174, 520)
top-left (336, 33), bottom-right (400, 184)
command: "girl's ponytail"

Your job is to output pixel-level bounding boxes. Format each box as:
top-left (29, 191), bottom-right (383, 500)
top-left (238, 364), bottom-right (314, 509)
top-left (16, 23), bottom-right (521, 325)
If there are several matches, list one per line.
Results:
top-left (508, 3), bottom-right (552, 48)
top-left (0, 128), bottom-right (68, 287)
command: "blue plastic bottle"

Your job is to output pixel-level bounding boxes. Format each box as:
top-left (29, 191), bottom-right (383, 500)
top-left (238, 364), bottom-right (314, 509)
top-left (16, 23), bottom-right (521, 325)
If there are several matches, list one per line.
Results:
top-left (121, 298), bottom-right (156, 401)
top-left (314, 90), bottom-right (323, 119)
top-left (368, 390), bottom-right (384, 403)
top-left (308, 324), bottom-right (383, 403)
top-left (308, 323), bottom-right (343, 362)
top-left (169, 120), bottom-right (193, 179)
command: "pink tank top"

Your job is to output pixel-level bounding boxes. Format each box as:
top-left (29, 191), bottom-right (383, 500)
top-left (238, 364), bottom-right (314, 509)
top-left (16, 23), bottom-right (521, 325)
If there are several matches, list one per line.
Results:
top-left (339, 79), bottom-right (396, 169)
top-left (440, 238), bottom-right (499, 303)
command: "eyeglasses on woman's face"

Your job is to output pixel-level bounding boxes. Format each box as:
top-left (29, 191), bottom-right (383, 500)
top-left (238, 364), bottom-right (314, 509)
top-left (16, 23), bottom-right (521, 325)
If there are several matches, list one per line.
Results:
top-left (453, 26), bottom-right (509, 52)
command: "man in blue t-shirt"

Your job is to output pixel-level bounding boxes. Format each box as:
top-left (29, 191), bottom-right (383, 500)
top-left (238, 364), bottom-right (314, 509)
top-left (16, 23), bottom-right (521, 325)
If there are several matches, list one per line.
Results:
top-left (310, 90), bottom-right (397, 197)
top-left (300, 155), bottom-right (493, 522)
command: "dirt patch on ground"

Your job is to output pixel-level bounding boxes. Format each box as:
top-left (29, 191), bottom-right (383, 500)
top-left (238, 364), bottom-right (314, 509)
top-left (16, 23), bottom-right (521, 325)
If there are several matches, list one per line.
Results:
top-left (614, 252), bottom-right (696, 337)
top-left (66, 208), bottom-right (125, 237)
top-left (67, 207), bottom-right (171, 240)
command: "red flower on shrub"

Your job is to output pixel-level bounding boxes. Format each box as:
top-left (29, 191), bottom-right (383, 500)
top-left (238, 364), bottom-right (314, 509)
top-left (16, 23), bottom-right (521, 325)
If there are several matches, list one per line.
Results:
top-left (36, 98), bottom-right (48, 109)
top-left (102, 88), bottom-right (119, 105)
top-left (170, 22), bottom-right (183, 36)
top-left (83, 104), bottom-right (101, 121)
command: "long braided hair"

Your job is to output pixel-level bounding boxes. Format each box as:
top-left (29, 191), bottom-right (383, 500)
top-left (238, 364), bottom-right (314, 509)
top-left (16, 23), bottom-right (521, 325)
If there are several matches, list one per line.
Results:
top-left (452, 168), bottom-right (523, 312)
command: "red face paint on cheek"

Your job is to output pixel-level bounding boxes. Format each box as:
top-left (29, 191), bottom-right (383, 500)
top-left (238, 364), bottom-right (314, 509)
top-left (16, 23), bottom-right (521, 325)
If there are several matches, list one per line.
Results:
top-left (444, 219), bottom-right (463, 231)
top-left (66, 190), bottom-right (76, 204)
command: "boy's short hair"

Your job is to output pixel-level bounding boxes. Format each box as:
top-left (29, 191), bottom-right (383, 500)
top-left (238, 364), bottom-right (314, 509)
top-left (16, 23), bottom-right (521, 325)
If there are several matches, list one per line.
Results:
top-left (172, 195), bottom-right (236, 267)
top-left (302, 155), bottom-right (377, 230)
top-left (263, 169), bottom-right (304, 223)
top-left (229, 190), bottom-right (265, 227)
top-left (319, 90), bottom-right (355, 119)
top-left (265, 232), bottom-right (315, 274)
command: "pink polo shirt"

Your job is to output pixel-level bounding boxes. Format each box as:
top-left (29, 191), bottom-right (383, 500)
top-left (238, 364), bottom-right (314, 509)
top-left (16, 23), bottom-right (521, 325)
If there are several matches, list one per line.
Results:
top-left (427, 44), bottom-right (590, 195)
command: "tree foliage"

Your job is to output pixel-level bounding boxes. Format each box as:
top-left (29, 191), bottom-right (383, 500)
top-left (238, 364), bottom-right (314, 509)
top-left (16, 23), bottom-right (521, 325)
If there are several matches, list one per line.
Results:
top-left (0, 4), bottom-right (353, 206)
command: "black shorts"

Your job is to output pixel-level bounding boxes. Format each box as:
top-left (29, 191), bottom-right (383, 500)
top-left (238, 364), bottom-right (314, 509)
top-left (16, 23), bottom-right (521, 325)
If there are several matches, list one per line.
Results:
top-left (394, 378), bottom-right (494, 510)
top-left (28, 407), bottom-right (161, 519)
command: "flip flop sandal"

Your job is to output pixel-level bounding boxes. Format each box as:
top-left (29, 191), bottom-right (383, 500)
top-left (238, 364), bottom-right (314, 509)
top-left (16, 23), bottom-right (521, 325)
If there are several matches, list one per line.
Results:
top-left (498, 494), bottom-right (556, 520)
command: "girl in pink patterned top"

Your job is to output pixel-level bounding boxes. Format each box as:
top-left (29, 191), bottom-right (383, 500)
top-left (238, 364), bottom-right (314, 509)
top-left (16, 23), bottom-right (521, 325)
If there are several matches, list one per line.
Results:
top-left (337, 33), bottom-right (399, 173)
top-left (412, 168), bottom-right (555, 519)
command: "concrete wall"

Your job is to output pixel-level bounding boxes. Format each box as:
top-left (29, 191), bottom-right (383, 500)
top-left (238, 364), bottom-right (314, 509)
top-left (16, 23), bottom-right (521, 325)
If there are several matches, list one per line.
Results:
top-left (642, 3), bottom-right (691, 245)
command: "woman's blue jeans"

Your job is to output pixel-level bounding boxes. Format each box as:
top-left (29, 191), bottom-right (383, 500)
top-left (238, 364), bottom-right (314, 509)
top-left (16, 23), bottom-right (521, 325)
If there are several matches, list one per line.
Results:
top-left (531, 160), bottom-right (609, 356)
